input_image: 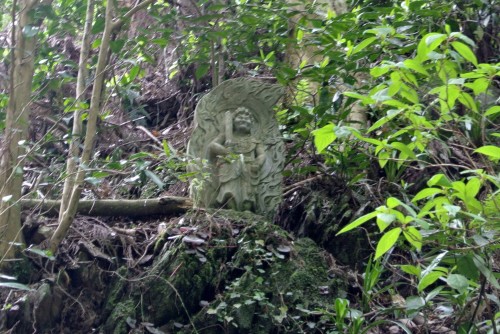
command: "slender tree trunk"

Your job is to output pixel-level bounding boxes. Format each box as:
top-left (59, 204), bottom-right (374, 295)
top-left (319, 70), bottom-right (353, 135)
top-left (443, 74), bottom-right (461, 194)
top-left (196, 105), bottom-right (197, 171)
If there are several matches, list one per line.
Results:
top-left (49, 0), bottom-right (115, 253)
top-left (0, 0), bottom-right (52, 269)
top-left (58, 0), bottom-right (95, 222)
top-left (50, 0), bottom-right (156, 253)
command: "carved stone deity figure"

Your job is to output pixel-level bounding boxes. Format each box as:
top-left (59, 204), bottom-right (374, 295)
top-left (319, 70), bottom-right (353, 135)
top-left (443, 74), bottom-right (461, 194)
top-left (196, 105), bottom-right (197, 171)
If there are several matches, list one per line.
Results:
top-left (187, 78), bottom-right (284, 216)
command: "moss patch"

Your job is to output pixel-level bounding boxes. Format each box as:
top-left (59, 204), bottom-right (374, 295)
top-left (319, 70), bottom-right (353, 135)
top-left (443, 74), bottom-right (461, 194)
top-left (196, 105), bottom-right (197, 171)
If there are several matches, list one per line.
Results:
top-left (103, 210), bottom-right (346, 333)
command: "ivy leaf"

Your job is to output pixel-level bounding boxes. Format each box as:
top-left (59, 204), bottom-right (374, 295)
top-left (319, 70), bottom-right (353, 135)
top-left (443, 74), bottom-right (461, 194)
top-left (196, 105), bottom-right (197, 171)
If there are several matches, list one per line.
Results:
top-left (375, 227), bottom-right (401, 259)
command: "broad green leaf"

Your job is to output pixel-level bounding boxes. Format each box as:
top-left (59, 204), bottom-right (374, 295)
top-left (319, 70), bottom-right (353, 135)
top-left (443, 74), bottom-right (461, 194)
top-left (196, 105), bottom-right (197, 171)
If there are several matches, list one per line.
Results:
top-left (412, 187), bottom-right (442, 202)
top-left (375, 227), bottom-right (401, 259)
top-left (0, 282), bottom-right (31, 291)
top-left (376, 213), bottom-right (396, 232)
top-left (458, 92), bottom-right (479, 113)
top-left (312, 124), bottom-right (336, 153)
top-left (475, 146), bottom-right (500, 160)
top-left (451, 41), bottom-right (478, 66)
top-left (370, 66), bottom-right (391, 78)
top-left (457, 255), bottom-right (479, 281)
top-left (403, 59), bottom-right (429, 76)
top-left (337, 211), bottom-right (378, 235)
top-left (405, 296), bottom-right (425, 311)
top-left (418, 270), bottom-right (444, 291)
top-left (465, 77), bottom-right (489, 95)
top-left (450, 32), bottom-right (476, 47)
top-left (465, 178), bottom-right (481, 199)
top-left (387, 197), bottom-right (402, 209)
top-left (403, 227), bottom-right (422, 251)
top-left (427, 174), bottom-right (452, 188)
top-left (425, 33), bottom-right (447, 48)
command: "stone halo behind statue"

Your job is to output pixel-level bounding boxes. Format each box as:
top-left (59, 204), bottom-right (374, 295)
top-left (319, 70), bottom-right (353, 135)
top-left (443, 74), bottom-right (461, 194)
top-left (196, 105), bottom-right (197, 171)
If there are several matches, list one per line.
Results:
top-left (187, 78), bottom-right (284, 216)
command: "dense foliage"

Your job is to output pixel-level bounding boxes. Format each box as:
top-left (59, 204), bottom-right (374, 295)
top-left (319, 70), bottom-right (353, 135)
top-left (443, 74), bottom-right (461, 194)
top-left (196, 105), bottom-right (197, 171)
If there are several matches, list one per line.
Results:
top-left (0, 0), bottom-right (499, 332)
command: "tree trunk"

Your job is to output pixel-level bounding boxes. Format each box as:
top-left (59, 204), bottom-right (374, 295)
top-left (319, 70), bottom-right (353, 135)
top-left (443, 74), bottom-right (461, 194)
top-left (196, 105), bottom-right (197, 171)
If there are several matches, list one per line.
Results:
top-left (50, 0), bottom-right (157, 254)
top-left (0, 0), bottom-right (52, 269)
top-left (58, 0), bottom-right (95, 224)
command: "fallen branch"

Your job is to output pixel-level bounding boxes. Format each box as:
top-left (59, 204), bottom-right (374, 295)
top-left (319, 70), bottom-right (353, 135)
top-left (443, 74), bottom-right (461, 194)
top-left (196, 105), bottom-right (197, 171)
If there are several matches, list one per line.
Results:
top-left (21, 197), bottom-right (193, 217)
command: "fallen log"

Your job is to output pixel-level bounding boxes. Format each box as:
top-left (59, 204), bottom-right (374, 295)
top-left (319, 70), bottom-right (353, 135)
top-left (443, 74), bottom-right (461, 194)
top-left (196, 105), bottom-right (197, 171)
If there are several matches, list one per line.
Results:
top-left (20, 196), bottom-right (193, 217)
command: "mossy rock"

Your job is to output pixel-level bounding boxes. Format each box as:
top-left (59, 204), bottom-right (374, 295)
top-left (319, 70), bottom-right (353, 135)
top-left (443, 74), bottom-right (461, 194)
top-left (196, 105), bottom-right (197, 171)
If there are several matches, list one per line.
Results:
top-left (102, 210), bottom-right (346, 333)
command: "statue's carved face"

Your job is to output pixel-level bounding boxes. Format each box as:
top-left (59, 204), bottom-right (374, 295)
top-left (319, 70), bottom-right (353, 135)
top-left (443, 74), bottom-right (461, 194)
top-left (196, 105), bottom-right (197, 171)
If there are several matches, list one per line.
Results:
top-left (233, 108), bottom-right (252, 134)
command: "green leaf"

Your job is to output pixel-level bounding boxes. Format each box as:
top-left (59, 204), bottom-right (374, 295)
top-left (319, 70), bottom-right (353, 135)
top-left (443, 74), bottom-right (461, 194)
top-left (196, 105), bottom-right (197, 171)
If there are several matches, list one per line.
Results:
top-left (91, 17), bottom-right (105, 34)
top-left (451, 41), bottom-right (478, 66)
top-left (375, 227), bottom-right (401, 260)
top-left (427, 174), bottom-right (452, 188)
top-left (405, 296), bottom-right (425, 311)
top-left (144, 170), bottom-right (165, 189)
top-left (401, 264), bottom-right (421, 276)
top-left (312, 124), bottom-right (336, 153)
top-left (458, 92), bottom-right (478, 113)
top-left (475, 146), bottom-right (500, 160)
top-left (457, 255), bottom-right (479, 281)
top-left (370, 66), bottom-right (391, 78)
top-left (351, 37), bottom-right (377, 55)
top-left (368, 110), bottom-right (401, 133)
top-left (343, 92), bottom-right (375, 105)
top-left (387, 197), bottom-right (402, 209)
top-left (0, 282), bottom-right (31, 291)
top-left (447, 274), bottom-right (469, 293)
top-left (485, 106), bottom-right (500, 117)
top-left (376, 213), bottom-right (396, 232)
top-left (110, 39), bottom-right (126, 53)
top-left (403, 59), bottom-right (429, 76)
top-left (418, 270), bottom-right (444, 291)
top-left (403, 227), bottom-right (422, 251)
top-left (472, 254), bottom-right (500, 289)
top-left (412, 187), bottom-right (442, 202)
top-left (465, 178), bottom-right (481, 200)
top-left (195, 63), bottom-right (210, 80)
top-left (337, 211), bottom-right (378, 235)
top-left (391, 142), bottom-right (417, 159)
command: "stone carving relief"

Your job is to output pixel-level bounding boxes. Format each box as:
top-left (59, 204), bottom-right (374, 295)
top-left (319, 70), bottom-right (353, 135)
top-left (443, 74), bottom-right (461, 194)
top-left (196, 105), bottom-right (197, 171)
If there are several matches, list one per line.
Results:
top-left (187, 78), bottom-right (284, 216)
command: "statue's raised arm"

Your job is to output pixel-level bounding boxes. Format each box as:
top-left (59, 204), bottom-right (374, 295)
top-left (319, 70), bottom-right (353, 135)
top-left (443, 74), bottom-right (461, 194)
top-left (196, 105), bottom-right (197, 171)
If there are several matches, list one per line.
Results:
top-left (187, 78), bottom-right (284, 216)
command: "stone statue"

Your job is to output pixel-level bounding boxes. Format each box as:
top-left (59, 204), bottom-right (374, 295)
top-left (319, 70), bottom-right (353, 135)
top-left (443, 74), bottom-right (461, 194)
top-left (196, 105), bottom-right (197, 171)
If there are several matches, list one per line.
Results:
top-left (187, 78), bottom-right (284, 216)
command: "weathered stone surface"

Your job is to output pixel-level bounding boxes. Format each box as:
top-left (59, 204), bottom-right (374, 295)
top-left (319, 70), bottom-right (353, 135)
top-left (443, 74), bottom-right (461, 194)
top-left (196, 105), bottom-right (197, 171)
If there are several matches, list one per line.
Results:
top-left (187, 78), bottom-right (284, 216)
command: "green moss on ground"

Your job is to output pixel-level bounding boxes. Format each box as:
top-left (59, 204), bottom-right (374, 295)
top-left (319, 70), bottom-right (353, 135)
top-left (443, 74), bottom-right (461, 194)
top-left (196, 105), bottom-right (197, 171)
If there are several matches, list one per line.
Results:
top-left (103, 210), bottom-right (346, 333)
